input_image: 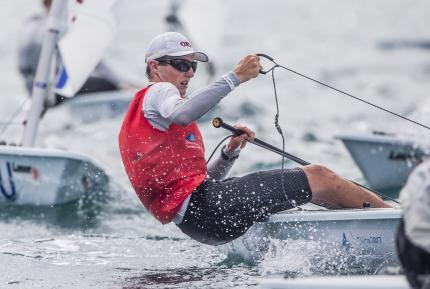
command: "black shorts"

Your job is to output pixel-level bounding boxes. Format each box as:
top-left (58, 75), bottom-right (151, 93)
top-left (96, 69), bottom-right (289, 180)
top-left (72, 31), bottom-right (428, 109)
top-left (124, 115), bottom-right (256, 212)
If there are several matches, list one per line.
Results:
top-left (176, 167), bottom-right (312, 245)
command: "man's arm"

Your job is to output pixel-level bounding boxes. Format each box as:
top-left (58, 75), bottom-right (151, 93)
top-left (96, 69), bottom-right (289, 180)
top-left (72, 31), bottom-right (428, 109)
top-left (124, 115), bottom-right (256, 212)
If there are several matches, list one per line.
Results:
top-left (144, 54), bottom-right (262, 131)
top-left (143, 72), bottom-right (239, 131)
top-left (207, 146), bottom-right (240, 180)
top-left (166, 72), bottom-right (240, 126)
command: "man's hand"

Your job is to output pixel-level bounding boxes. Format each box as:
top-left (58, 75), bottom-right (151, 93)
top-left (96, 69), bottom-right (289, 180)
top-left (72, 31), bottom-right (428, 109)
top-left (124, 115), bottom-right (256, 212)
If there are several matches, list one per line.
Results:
top-left (233, 55), bottom-right (262, 83)
top-left (226, 124), bottom-right (256, 152)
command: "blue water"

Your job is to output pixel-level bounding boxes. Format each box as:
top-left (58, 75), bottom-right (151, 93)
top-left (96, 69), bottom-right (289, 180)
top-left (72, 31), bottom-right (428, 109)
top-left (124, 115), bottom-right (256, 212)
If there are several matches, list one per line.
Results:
top-left (1, 0), bottom-right (430, 288)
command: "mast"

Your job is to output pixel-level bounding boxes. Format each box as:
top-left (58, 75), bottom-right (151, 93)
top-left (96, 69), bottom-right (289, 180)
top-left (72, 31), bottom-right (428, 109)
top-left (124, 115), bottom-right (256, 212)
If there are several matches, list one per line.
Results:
top-left (166, 0), bottom-right (183, 32)
top-left (22, 0), bottom-right (67, 147)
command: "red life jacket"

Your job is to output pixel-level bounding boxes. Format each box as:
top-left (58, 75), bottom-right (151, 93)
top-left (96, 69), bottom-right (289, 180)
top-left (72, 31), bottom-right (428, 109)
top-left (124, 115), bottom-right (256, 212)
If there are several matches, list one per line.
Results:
top-left (118, 85), bottom-right (207, 224)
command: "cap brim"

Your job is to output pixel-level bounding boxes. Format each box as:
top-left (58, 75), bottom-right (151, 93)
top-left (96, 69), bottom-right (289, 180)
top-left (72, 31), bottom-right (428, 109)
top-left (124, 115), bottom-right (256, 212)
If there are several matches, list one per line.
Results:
top-left (167, 51), bottom-right (209, 62)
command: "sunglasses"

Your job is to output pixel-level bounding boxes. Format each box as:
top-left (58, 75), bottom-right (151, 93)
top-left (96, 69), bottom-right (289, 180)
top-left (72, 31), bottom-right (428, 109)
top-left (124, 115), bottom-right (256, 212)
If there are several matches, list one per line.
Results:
top-left (157, 58), bottom-right (198, 73)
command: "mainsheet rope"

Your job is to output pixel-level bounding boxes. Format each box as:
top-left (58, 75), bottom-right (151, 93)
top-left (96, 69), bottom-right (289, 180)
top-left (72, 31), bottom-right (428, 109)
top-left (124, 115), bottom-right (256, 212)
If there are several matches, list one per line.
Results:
top-left (257, 53), bottom-right (430, 131)
top-left (257, 53), bottom-right (404, 204)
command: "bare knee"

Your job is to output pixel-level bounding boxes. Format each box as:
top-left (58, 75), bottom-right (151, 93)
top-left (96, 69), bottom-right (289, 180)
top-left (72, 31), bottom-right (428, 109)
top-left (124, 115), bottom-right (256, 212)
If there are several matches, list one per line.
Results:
top-left (303, 164), bottom-right (337, 193)
top-left (304, 164), bottom-right (333, 176)
top-left (303, 164), bottom-right (344, 207)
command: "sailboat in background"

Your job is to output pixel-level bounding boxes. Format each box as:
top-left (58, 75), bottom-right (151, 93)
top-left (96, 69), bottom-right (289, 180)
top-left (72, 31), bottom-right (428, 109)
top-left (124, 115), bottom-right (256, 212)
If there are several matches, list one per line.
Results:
top-left (0, 0), bottom-right (117, 205)
top-left (336, 131), bottom-right (427, 192)
top-left (50, 0), bottom-right (135, 124)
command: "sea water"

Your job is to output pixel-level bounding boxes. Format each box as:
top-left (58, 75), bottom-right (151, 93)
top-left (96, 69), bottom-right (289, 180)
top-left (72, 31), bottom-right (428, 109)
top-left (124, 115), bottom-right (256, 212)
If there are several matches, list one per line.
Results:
top-left (1, 0), bottom-right (430, 288)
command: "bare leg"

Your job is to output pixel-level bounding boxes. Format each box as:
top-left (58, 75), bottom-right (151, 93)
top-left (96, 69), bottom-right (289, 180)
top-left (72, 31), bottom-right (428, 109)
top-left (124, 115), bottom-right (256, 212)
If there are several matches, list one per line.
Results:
top-left (303, 164), bottom-right (392, 208)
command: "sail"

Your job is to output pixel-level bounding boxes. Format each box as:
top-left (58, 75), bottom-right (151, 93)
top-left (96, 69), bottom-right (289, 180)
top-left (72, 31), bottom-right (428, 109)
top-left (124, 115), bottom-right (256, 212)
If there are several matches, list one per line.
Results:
top-left (55, 0), bottom-right (118, 97)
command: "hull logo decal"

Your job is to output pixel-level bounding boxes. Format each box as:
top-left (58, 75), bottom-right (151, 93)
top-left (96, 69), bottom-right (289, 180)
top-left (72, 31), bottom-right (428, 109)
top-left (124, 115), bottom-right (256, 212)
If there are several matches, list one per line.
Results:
top-left (0, 162), bottom-right (17, 201)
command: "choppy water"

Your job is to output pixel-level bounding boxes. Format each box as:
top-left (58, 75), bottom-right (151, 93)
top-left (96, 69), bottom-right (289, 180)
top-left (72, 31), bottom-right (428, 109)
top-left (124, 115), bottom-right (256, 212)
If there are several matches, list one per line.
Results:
top-left (1, 0), bottom-right (430, 288)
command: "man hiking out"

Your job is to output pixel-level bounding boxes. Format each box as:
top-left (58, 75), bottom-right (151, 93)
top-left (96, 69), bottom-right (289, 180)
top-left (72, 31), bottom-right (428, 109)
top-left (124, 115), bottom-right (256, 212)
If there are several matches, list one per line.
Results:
top-left (119, 32), bottom-right (391, 245)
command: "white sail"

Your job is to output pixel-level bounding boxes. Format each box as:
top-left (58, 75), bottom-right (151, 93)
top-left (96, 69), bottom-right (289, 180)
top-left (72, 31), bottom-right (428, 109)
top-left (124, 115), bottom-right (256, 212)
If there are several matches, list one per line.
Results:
top-left (55, 0), bottom-right (118, 97)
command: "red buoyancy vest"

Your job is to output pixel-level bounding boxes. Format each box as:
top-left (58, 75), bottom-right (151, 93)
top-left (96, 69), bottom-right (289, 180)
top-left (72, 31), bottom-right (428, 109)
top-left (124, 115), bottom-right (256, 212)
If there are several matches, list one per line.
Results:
top-left (118, 86), bottom-right (207, 223)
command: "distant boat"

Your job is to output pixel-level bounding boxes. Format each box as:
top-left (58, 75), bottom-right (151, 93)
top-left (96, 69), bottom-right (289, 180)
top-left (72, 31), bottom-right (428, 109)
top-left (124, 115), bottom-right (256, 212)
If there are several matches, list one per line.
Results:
top-left (59, 90), bottom-right (133, 124)
top-left (0, 0), bottom-right (117, 206)
top-left (0, 146), bottom-right (108, 205)
top-left (336, 132), bottom-right (427, 191)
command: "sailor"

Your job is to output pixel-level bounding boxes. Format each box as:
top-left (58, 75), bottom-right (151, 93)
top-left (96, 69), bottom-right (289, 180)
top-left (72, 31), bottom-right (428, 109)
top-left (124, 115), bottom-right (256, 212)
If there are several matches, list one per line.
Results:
top-left (118, 31), bottom-right (392, 245)
top-left (18, 0), bottom-right (123, 105)
top-left (397, 161), bottom-right (430, 288)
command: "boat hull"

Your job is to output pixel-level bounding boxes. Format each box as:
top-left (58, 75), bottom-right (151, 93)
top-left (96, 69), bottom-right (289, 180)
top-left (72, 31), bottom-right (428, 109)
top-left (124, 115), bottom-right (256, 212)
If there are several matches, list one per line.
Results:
top-left (228, 208), bottom-right (401, 266)
top-left (336, 132), bottom-right (425, 191)
top-left (259, 275), bottom-right (409, 289)
top-left (0, 146), bottom-right (109, 205)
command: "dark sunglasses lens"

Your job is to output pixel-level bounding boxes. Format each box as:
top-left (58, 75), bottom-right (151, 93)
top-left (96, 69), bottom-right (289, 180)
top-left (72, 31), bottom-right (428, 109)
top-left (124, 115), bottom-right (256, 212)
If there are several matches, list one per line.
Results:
top-left (172, 60), bottom-right (197, 72)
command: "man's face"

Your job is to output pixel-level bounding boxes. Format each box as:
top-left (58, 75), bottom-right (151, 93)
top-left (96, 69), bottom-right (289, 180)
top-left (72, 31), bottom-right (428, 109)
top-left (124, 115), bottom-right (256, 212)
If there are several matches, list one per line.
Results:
top-left (153, 54), bottom-right (196, 97)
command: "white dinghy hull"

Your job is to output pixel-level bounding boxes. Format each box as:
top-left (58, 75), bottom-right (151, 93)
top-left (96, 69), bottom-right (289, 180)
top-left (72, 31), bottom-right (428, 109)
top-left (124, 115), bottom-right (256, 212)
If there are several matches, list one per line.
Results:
top-left (0, 146), bottom-right (109, 205)
top-left (336, 132), bottom-right (425, 191)
top-left (229, 208), bottom-right (401, 265)
top-left (259, 275), bottom-right (409, 289)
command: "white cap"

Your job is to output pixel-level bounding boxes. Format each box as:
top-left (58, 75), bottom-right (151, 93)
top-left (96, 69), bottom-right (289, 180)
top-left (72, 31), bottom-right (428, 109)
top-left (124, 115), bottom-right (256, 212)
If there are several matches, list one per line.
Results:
top-left (400, 160), bottom-right (430, 253)
top-left (145, 32), bottom-right (209, 63)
